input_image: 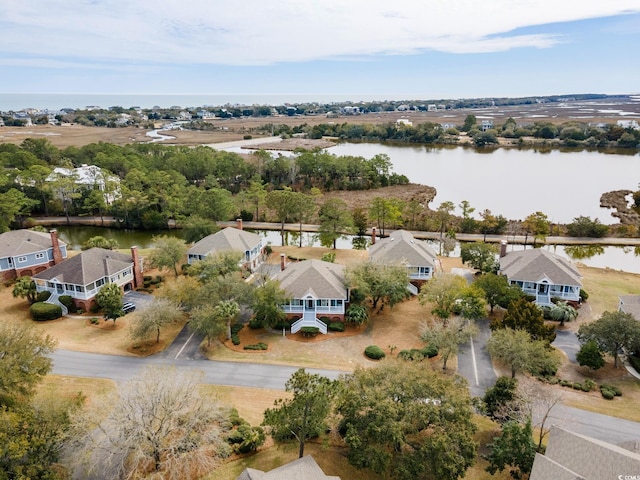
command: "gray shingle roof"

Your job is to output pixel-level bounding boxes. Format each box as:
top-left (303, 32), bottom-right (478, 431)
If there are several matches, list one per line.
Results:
top-left (369, 230), bottom-right (436, 267)
top-left (619, 295), bottom-right (640, 319)
top-left (499, 248), bottom-right (581, 286)
top-left (530, 426), bottom-right (640, 480)
top-left (33, 247), bottom-right (132, 285)
top-left (0, 229), bottom-right (66, 257)
top-left (274, 259), bottom-right (346, 299)
top-left (188, 227), bottom-right (261, 256)
top-left (236, 455), bottom-right (340, 480)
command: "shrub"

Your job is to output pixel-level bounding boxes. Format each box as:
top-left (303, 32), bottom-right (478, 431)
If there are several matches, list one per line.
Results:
top-left (273, 320), bottom-right (290, 330)
top-left (36, 291), bottom-right (51, 302)
top-left (143, 275), bottom-right (152, 282)
top-left (600, 384), bottom-right (622, 396)
top-left (629, 354), bottom-right (640, 374)
top-left (231, 334), bottom-right (240, 345)
top-left (300, 326), bottom-right (319, 337)
top-left (231, 323), bottom-right (244, 334)
top-left (421, 344), bottom-right (439, 358)
top-left (320, 252), bottom-right (336, 263)
top-left (243, 343), bottom-right (268, 350)
top-left (318, 316), bottom-right (330, 326)
top-left (579, 289), bottom-right (589, 301)
top-left (30, 302), bottom-right (62, 321)
top-left (583, 379), bottom-right (596, 391)
top-left (398, 349), bottom-right (424, 361)
top-left (248, 319), bottom-right (262, 329)
top-left (90, 317), bottom-right (100, 325)
top-left (364, 345), bottom-right (385, 360)
top-left (572, 382), bottom-right (583, 390)
top-left (59, 295), bottom-right (75, 309)
top-left (328, 322), bottom-right (345, 332)
top-left (601, 389), bottom-right (615, 400)
top-left (229, 408), bottom-right (245, 427)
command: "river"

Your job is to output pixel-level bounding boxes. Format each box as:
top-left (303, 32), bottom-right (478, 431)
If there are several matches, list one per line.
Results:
top-left (53, 226), bottom-right (640, 274)
top-left (222, 142), bottom-right (640, 224)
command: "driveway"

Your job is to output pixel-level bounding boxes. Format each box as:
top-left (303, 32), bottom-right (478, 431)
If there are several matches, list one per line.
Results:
top-left (457, 318), bottom-right (497, 398)
top-left (553, 329), bottom-right (581, 363)
top-left (123, 290), bottom-right (154, 309)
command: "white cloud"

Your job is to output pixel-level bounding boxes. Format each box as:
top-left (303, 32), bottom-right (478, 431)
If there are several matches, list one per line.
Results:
top-left (1, 1), bottom-right (639, 66)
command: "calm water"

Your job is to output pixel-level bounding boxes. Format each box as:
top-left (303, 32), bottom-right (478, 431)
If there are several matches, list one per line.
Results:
top-left (328, 143), bottom-right (640, 224)
top-left (54, 226), bottom-right (640, 274)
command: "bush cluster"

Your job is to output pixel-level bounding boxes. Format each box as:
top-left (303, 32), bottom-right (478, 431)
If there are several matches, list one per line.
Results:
top-left (225, 408), bottom-right (266, 454)
top-left (30, 302), bottom-right (62, 321)
top-left (364, 345), bottom-right (385, 360)
top-left (397, 344), bottom-right (439, 361)
top-left (243, 343), bottom-right (268, 350)
top-left (600, 384), bottom-right (622, 400)
top-left (248, 318), bottom-right (262, 329)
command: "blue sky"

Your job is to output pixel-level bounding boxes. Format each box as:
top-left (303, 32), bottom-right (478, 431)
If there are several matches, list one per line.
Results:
top-left (1, 1), bottom-right (640, 99)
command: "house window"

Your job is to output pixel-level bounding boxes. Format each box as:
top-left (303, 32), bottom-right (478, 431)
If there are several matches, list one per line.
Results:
top-left (330, 300), bottom-right (343, 307)
top-left (17, 256), bottom-right (27, 263)
top-left (35, 252), bottom-right (45, 260)
top-left (291, 299), bottom-right (303, 307)
top-left (317, 300), bottom-right (329, 307)
top-left (76, 286), bottom-right (84, 292)
top-left (96, 278), bottom-right (105, 288)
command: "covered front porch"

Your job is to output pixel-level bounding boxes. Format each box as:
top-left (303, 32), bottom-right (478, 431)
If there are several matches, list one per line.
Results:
top-left (282, 294), bottom-right (345, 334)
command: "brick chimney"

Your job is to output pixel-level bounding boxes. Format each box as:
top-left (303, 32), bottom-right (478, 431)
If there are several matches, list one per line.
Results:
top-left (49, 229), bottom-right (63, 265)
top-left (371, 227), bottom-right (376, 245)
top-left (280, 253), bottom-right (286, 271)
top-left (500, 240), bottom-right (508, 258)
top-left (131, 246), bottom-right (144, 288)
top-left (236, 218), bottom-right (243, 230)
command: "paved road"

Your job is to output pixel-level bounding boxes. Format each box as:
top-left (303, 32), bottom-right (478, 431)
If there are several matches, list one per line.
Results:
top-left (457, 318), bottom-right (497, 398)
top-left (51, 349), bottom-right (345, 389)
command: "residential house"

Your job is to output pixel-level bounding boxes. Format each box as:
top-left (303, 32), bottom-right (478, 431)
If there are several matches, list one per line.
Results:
top-left (530, 426), bottom-right (640, 480)
top-left (498, 245), bottom-right (582, 305)
top-left (237, 455), bottom-right (340, 480)
top-left (274, 258), bottom-right (349, 334)
top-left (0, 229), bottom-right (67, 281)
top-left (32, 247), bottom-right (143, 311)
top-left (368, 229), bottom-right (438, 289)
top-left (481, 120), bottom-right (494, 131)
top-left (187, 224), bottom-right (264, 272)
top-left (618, 295), bottom-right (640, 319)
top-left (46, 164), bottom-right (120, 204)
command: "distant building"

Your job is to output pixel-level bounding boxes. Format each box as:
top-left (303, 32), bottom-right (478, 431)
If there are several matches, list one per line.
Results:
top-left (481, 120), bottom-right (494, 131)
top-left (617, 119), bottom-right (640, 130)
top-left (396, 118), bottom-right (413, 126)
top-left (46, 165), bottom-right (120, 204)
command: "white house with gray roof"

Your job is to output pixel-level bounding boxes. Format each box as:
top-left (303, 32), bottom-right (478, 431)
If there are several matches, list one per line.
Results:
top-left (368, 230), bottom-right (438, 283)
top-left (0, 229), bottom-right (66, 281)
top-left (274, 259), bottom-right (349, 334)
top-left (32, 247), bottom-right (143, 312)
top-left (46, 165), bottom-right (120, 204)
top-left (499, 248), bottom-right (581, 305)
top-left (187, 226), bottom-right (264, 272)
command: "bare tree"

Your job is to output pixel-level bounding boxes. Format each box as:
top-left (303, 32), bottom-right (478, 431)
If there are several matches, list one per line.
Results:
top-left (69, 366), bottom-right (231, 479)
top-left (129, 298), bottom-right (183, 344)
